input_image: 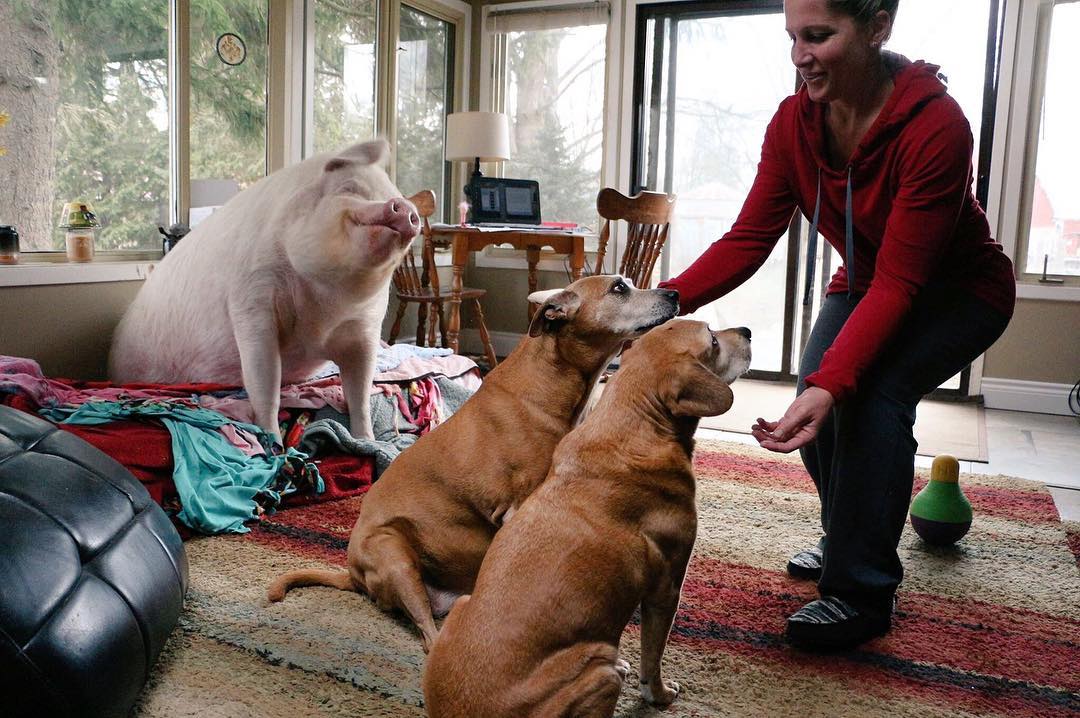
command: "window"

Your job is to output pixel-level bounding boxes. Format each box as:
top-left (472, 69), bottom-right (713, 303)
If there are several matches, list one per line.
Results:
top-left (1020, 0), bottom-right (1080, 279)
top-left (635, 7), bottom-right (793, 374)
top-left (486, 2), bottom-right (610, 229)
top-left (396, 5), bottom-right (455, 218)
top-left (189, 3), bottom-right (269, 199)
top-left (0, 1), bottom-right (273, 254)
top-left (311, 0), bottom-right (379, 154)
top-left (0, 2), bottom-right (170, 252)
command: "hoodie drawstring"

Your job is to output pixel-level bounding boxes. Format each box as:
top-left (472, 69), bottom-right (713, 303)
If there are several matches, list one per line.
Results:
top-left (802, 170), bottom-right (822, 307)
top-left (802, 166), bottom-right (856, 306)
top-left (845, 165), bottom-right (855, 300)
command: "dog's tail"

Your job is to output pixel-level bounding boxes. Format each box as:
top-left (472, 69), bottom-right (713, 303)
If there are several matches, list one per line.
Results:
top-left (267, 568), bottom-right (359, 602)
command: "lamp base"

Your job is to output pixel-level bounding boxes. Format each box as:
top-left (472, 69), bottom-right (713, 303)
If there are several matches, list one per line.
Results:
top-left (464, 156), bottom-right (484, 224)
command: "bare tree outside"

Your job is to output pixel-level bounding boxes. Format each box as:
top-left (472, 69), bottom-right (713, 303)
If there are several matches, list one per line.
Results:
top-left (1, 0), bottom-right (64, 249)
top-left (498, 24), bottom-right (606, 229)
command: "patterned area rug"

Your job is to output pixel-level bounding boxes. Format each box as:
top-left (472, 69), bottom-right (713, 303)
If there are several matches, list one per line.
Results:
top-left (134, 440), bottom-right (1080, 717)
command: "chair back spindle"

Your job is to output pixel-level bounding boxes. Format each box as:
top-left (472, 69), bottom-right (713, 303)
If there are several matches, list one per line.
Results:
top-left (392, 190), bottom-right (438, 298)
top-left (388, 190), bottom-right (498, 367)
top-left (593, 188), bottom-right (676, 289)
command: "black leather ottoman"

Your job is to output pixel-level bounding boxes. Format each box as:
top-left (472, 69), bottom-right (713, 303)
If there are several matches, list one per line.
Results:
top-left (0, 404), bottom-right (188, 718)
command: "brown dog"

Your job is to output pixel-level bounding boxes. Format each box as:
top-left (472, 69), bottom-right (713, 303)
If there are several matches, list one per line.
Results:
top-left (422, 319), bottom-right (751, 718)
top-left (267, 275), bottom-right (679, 650)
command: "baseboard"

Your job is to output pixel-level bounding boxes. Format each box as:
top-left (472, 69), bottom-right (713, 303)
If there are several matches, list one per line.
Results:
top-left (981, 378), bottom-right (1075, 416)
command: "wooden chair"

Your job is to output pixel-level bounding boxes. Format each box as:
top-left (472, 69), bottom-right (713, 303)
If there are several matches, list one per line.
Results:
top-left (388, 190), bottom-right (498, 369)
top-left (593, 188), bottom-right (677, 289)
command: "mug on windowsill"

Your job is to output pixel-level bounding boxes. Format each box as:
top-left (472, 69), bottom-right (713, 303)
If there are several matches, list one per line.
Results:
top-left (0, 225), bottom-right (19, 265)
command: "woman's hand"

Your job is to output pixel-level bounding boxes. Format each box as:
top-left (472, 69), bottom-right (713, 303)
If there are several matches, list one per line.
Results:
top-left (751, 386), bottom-right (835, 453)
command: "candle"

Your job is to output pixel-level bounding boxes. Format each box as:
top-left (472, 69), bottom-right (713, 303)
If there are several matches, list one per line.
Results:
top-left (65, 228), bottom-right (95, 262)
top-left (458, 201), bottom-right (469, 226)
top-left (0, 225), bottom-right (18, 265)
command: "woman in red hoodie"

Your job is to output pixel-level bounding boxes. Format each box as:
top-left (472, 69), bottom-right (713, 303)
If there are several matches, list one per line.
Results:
top-left (659, 0), bottom-right (1015, 649)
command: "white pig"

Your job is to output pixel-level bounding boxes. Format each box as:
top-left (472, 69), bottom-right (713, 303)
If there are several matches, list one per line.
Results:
top-left (109, 138), bottom-right (420, 441)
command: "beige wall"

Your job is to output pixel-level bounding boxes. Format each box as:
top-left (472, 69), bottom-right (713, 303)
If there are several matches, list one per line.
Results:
top-left (0, 282), bottom-right (142, 380)
top-left (0, 281), bottom-right (434, 381)
top-left (983, 298), bottom-right (1080, 384)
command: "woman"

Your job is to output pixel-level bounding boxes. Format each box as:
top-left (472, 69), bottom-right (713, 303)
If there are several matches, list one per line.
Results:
top-left (659, 0), bottom-right (1015, 650)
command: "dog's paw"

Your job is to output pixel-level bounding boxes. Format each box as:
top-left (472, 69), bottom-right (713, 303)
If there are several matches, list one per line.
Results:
top-left (640, 678), bottom-right (680, 706)
top-left (613, 658), bottom-right (631, 681)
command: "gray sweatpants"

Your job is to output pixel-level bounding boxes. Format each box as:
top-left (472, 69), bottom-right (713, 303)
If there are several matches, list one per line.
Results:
top-left (797, 290), bottom-right (1010, 612)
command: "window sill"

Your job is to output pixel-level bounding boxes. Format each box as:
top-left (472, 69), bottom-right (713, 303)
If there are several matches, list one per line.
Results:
top-left (1016, 282), bottom-right (1080, 302)
top-left (0, 260), bottom-right (157, 288)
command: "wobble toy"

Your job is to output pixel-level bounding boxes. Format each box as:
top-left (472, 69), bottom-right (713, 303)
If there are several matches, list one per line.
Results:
top-left (910, 454), bottom-right (972, 545)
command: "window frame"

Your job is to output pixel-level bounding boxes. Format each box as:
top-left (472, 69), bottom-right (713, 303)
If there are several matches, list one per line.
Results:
top-left (293, 0), bottom-right (470, 223)
top-left (989, 0), bottom-right (1080, 300)
top-left (389, 0), bottom-right (471, 221)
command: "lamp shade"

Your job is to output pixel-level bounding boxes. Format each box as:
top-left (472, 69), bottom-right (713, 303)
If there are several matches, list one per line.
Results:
top-left (445, 112), bottom-right (511, 162)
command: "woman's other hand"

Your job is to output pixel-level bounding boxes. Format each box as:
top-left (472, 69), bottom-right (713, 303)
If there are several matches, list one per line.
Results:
top-left (751, 386), bottom-right (835, 453)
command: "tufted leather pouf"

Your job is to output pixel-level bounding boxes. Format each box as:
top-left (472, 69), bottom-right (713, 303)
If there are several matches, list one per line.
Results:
top-left (0, 404), bottom-right (188, 718)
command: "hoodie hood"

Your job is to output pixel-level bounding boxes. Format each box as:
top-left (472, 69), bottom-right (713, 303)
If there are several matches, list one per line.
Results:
top-left (800, 52), bottom-right (949, 171)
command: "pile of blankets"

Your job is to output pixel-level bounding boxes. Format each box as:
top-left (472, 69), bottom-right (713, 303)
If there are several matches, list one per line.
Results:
top-left (0, 346), bottom-right (480, 535)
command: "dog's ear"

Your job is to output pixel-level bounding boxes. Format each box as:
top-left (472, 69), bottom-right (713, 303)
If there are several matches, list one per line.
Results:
top-left (527, 289), bottom-right (581, 337)
top-left (526, 288), bottom-right (562, 305)
top-left (662, 361), bottom-right (734, 417)
top-left (324, 138), bottom-right (391, 172)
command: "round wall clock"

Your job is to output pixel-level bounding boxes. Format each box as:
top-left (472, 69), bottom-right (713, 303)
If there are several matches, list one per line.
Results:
top-left (216, 33), bottom-right (246, 66)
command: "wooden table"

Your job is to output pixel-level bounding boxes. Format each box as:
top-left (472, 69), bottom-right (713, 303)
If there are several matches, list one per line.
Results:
top-left (428, 225), bottom-right (587, 353)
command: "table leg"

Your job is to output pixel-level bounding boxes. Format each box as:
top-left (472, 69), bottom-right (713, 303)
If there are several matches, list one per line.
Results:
top-left (447, 235), bottom-right (467, 354)
top-left (526, 245), bottom-right (541, 324)
top-left (570, 236), bottom-right (585, 281)
top-left (416, 303), bottom-right (428, 347)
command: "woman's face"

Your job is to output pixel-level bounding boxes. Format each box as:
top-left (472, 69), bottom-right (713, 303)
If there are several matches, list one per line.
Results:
top-left (784, 0), bottom-right (880, 104)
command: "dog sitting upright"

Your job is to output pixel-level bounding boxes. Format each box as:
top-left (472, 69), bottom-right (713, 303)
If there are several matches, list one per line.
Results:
top-left (268, 275), bottom-right (679, 651)
top-left (423, 319), bottom-right (751, 718)
top-left (109, 139), bottom-right (419, 441)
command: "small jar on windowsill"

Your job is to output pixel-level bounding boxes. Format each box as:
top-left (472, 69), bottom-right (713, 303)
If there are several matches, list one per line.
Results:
top-left (59, 201), bottom-right (100, 262)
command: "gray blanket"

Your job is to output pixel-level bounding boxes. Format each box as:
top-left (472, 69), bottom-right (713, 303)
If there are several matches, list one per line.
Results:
top-left (299, 376), bottom-right (474, 477)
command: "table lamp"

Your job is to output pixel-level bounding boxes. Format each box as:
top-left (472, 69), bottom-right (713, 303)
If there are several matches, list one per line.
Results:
top-left (445, 111), bottom-right (511, 221)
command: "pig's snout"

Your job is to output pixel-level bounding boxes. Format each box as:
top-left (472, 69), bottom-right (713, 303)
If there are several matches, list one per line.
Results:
top-left (385, 199), bottom-right (421, 240)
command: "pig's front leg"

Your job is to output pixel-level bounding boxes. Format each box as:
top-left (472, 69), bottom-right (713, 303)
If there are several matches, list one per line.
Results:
top-left (327, 319), bottom-right (378, 440)
top-left (233, 311), bottom-right (284, 444)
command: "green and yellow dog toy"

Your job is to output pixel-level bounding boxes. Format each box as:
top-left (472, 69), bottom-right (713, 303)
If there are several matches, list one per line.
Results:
top-left (909, 454), bottom-right (972, 546)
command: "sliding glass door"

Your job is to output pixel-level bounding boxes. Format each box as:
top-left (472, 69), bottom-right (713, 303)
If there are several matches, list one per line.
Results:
top-left (633, 2), bottom-right (795, 376)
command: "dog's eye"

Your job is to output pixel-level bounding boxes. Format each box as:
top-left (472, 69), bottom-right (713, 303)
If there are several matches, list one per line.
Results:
top-left (611, 280), bottom-right (627, 294)
top-left (711, 334), bottom-right (719, 349)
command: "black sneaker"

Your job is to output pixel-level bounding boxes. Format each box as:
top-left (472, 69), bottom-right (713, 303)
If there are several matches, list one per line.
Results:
top-left (786, 545), bottom-right (823, 581)
top-left (784, 596), bottom-right (892, 651)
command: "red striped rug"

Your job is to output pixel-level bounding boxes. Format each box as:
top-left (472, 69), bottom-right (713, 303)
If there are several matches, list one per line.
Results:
top-left (134, 439), bottom-right (1080, 717)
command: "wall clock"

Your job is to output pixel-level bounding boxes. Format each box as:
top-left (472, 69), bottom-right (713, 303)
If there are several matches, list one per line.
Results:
top-left (216, 33), bottom-right (246, 66)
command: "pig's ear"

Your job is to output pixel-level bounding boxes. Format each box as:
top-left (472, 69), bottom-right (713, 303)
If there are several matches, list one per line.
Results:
top-left (324, 138), bottom-right (390, 173)
top-left (527, 288), bottom-right (581, 337)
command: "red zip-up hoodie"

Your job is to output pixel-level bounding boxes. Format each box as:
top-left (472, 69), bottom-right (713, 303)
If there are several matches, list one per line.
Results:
top-left (659, 56), bottom-right (1015, 402)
